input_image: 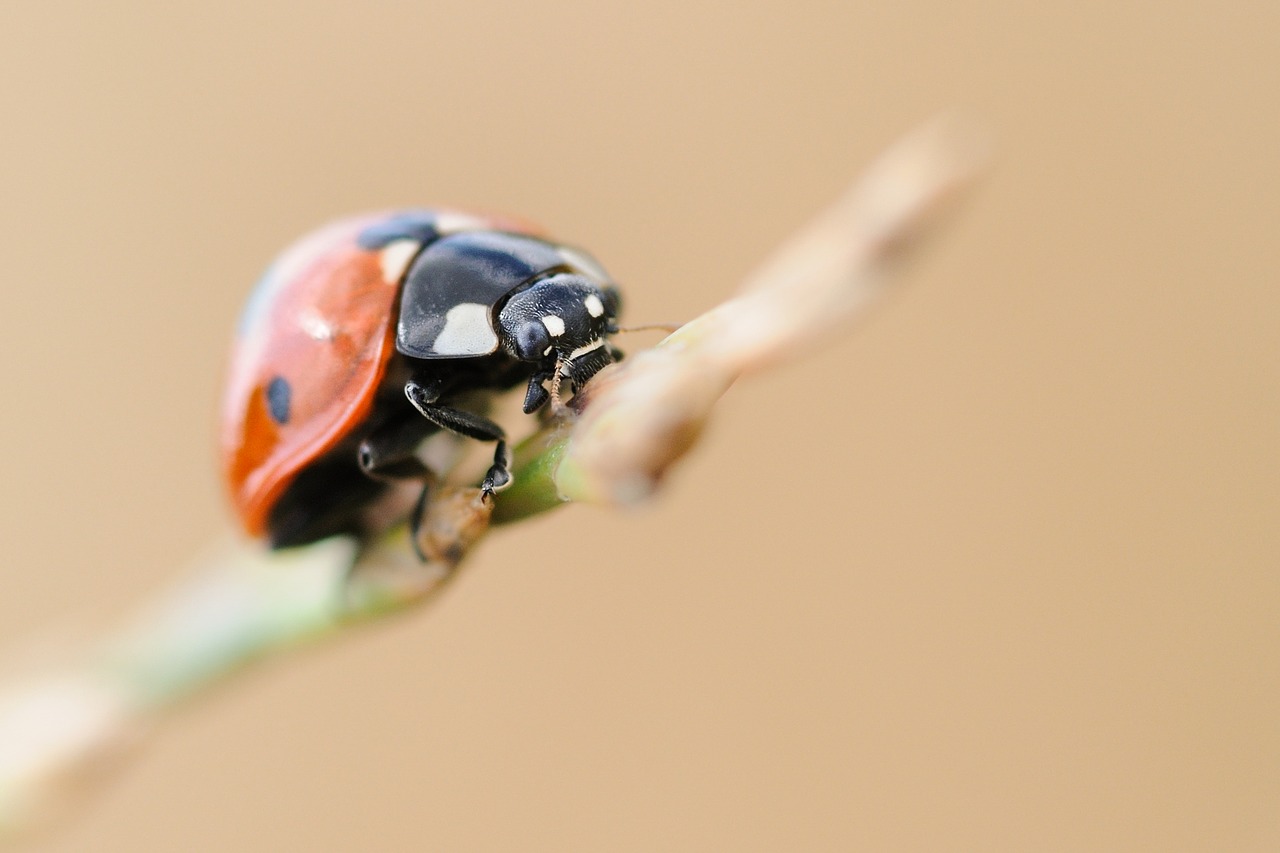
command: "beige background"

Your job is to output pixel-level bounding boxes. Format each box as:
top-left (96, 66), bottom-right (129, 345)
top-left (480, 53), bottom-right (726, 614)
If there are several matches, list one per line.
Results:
top-left (1, 2), bottom-right (1276, 850)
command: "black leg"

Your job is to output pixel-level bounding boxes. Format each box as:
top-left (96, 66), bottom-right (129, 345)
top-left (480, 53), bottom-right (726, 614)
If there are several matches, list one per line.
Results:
top-left (408, 479), bottom-right (432, 562)
top-left (357, 411), bottom-right (446, 564)
top-left (405, 378), bottom-right (504, 441)
top-left (483, 440), bottom-right (512, 493)
top-left (405, 378), bottom-right (512, 496)
top-left (357, 414), bottom-right (438, 483)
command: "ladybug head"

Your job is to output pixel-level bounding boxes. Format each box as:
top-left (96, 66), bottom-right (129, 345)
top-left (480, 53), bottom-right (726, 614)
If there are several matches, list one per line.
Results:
top-left (498, 273), bottom-right (622, 412)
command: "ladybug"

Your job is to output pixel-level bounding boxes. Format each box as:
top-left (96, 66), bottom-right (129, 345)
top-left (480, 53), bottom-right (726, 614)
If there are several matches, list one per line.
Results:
top-left (220, 209), bottom-right (622, 552)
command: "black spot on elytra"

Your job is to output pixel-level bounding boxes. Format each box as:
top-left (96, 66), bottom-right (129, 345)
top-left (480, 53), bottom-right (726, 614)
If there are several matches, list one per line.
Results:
top-left (266, 376), bottom-right (291, 425)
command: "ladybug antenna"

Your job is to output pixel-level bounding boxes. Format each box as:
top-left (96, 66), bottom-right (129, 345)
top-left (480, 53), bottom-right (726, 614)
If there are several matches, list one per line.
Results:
top-left (612, 322), bottom-right (683, 335)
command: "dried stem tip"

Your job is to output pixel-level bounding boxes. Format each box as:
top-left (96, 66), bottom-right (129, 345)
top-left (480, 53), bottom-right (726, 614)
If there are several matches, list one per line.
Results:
top-left (555, 116), bottom-right (987, 505)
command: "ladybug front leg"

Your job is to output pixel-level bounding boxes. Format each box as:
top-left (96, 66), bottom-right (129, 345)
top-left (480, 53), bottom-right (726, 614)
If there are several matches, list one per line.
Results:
top-left (405, 378), bottom-right (512, 496)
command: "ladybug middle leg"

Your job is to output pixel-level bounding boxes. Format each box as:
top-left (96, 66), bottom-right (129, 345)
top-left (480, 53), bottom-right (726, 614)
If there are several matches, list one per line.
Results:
top-left (356, 412), bottom-right (445, 561)
top-left (356, 414), bottom-right (436, 483)
top-left (405, 376), bottom-right (512, 496)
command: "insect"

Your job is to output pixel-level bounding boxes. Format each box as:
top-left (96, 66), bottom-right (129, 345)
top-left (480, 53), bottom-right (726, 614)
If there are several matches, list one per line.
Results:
top-left (220, 209), bottom-right (622, 554)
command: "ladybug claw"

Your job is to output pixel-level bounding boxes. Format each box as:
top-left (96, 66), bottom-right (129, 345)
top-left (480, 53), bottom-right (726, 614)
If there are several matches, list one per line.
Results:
top-left (481, 467), bottom-right (511, 495)
top-left (480, 440), bottom-right (512, 496)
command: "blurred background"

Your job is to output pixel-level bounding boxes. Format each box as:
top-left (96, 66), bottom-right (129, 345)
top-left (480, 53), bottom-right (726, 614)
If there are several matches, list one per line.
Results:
top-left (1, 2), bottom-right (1276, 850)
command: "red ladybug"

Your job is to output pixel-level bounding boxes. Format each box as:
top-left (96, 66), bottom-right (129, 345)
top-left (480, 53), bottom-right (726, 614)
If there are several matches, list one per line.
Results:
top-left (220, 209), bottom-right (622, 552)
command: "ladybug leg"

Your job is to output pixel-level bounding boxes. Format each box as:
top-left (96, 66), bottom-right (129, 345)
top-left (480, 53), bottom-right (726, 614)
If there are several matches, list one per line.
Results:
top-left (351, 415), bottom-right (441, 562)
top-left (405, 378), bottom-right (512, 496)
top-left (481, 441), bottom-right (512, 496)
top-left (356, 415), bottom-right (436, 482)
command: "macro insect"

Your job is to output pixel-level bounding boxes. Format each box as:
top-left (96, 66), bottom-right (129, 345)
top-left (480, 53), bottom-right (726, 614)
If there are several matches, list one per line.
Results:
top-left (220, 209), bottom-right (622, 555)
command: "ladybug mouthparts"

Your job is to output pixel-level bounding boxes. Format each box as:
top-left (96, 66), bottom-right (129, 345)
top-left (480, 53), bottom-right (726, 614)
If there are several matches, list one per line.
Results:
top-left (558, 336), bottom-right (614, 390)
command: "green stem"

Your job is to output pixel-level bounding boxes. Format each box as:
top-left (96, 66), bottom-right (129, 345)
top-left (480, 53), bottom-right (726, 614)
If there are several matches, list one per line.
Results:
top-left (490, 419), bottom-right (574, 524)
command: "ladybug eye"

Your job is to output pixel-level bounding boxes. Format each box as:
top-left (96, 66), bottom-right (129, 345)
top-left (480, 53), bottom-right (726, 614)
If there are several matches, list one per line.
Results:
top-left (515, 320), bottom-right (552, 361)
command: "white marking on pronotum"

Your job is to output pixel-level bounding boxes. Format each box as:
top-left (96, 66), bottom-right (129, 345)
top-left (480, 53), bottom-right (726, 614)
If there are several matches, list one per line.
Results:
top-left (583, 294), bottom-right (605, 318)
top-left (432, 303), bottom-right (498, 355)
top-left (434, 211), bottom-right (487, 234)
top-left (379, 239), bottom-right (420, 284)
top-left (541, 315), bottom-right (566, 337)
top-left (298, 309), bottom-right (335, 341)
